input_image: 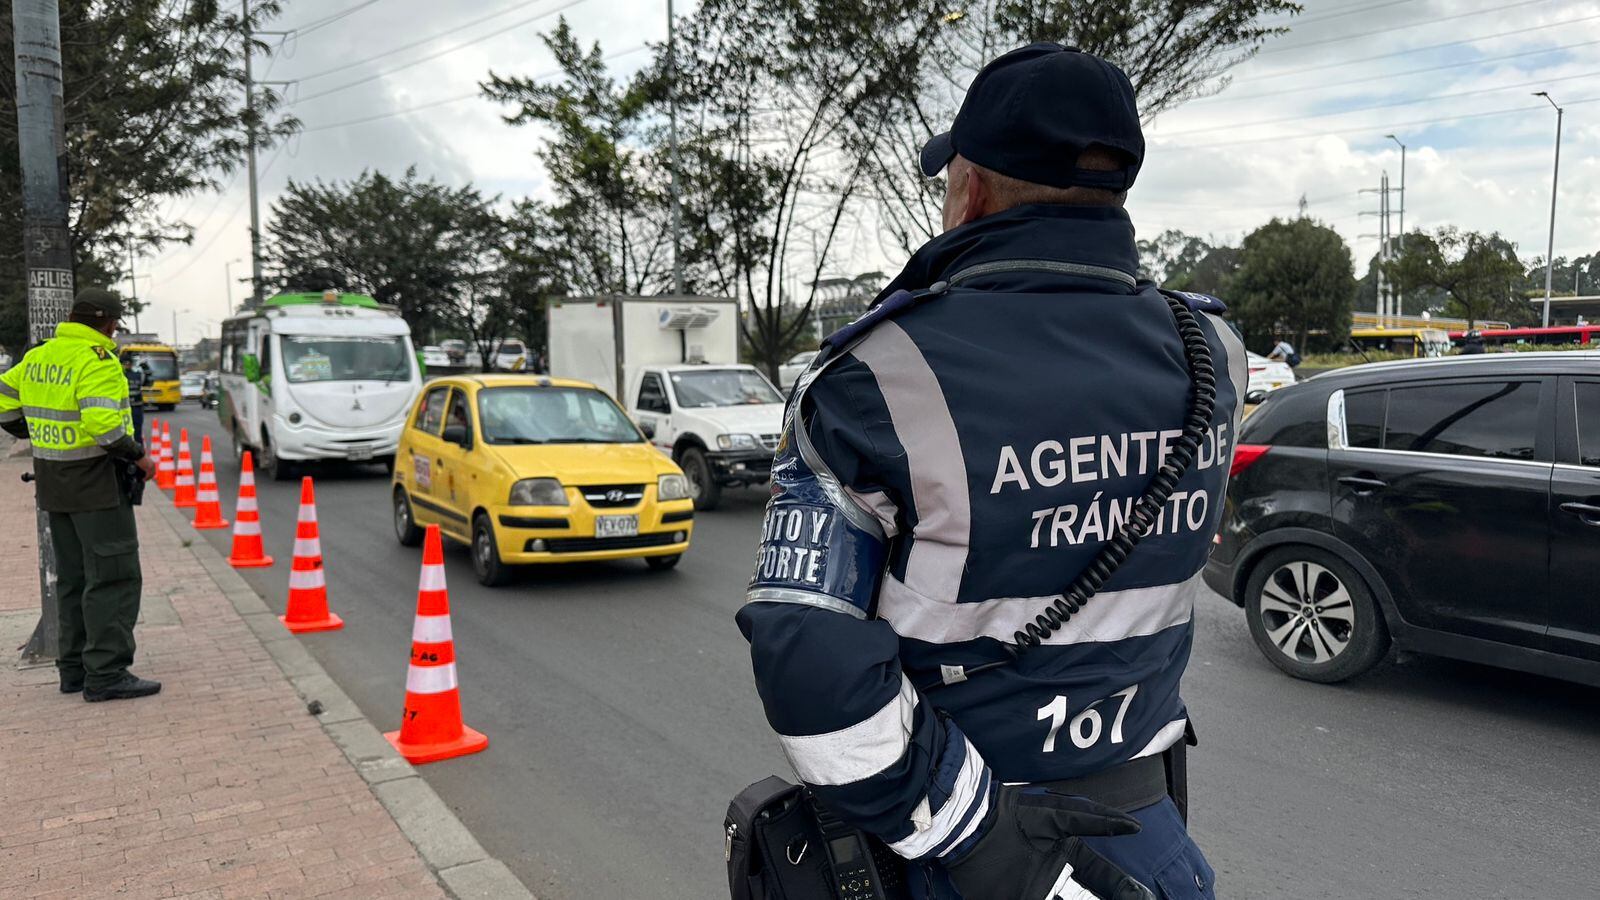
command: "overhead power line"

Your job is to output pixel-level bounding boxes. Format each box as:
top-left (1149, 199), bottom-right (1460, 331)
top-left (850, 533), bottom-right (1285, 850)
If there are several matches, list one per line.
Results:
top-left (1262, 0), bottom-right (1425, 29)
top-left (288, 0), bottom-right (563, 84)
top-left (1235, 10), bottom-right (1600, 83)
top-left (1255, 0), bottom-right (1556, 56)
top-left (298, 43), bottom-right (650, 134)
top-left (1160, 68), bottom-right (1600, 137)
top-left (151, 147), bottom-right (287, 284)
top-left (287, 0), bottom-right (588, 107)
top-left (1194, 35), bottom-right (1600, 105)
top-left (285, 0), bottom-right (387, 37)
top-left (1159, 94), bottom-right (1600, 153)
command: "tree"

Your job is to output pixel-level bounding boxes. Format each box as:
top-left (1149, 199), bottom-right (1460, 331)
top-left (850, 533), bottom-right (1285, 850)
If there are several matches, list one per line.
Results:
top-left (1356, 236), bottom-right (1448, 318)
top-left (0, 0), bottom-right (296, 350)
top-left (867, 0), bottom-right (1303, 253)
top-left (1139, 229), bottom-right (1214, 283)
top-left (266, 169), bottom-right (504, 341)
top-left (483, 19), bottom-right (669, 298)
top-left (1229, 218), bottom-right (1354, 351)
top-left (1384, 228), bottom-right (1532, 328)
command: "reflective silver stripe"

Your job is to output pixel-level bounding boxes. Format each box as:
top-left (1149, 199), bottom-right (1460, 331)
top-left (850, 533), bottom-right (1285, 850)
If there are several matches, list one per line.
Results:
top-left (878, 571), bottom-right (1200, 646)
top-left (789, 351), bottom-right (886, 541)
top-left (22, 406), bottom-right (80, 422)
top-left (745, 587), bottom-right (867, 620)
top-left (405, 662), bottom-right (458, 695)
top-left (778, 675), bottom-right (917, 786)
top-left (947, 258), bottom-right (1138, 290)
top-left (887, 737), bottom-right (990, 859)
top-left (288, 568), bottom-right (325, 590)
top-left (0, 382), bottom-right (17, 399)
top-left (1208, 312), bottom-right (1250, 423)
top-left (419, 564), bottom-right (447, 592)
top-left (0, 410), bottom-right (20, 423)
top-left (31, 445), bottom-right (107, 461)
top-left (412, 614), bottom-right (453, 644)
top-left (842, 486), bottom-right (899, 539)
top-left (293, 537), bottom-right (321, 559)
top-left (852, 322), bottom-right (971, 603)
top-left (1131, 718), bottom-right (1188, 759)
top-left (78, 396), bottom-right (124, 411)
top-left (93, 429), bottom-right (128, 447)
top-left (232, 519), bottom-right (261, 536)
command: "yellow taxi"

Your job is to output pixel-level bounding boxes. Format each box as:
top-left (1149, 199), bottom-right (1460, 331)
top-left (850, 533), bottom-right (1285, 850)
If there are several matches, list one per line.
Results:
top-left (391, 374), bottom-right (694, 585)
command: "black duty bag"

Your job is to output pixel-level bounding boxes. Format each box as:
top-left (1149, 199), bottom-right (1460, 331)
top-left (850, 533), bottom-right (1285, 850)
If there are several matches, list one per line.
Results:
top-left (725, 776), bottom-right (912, 900)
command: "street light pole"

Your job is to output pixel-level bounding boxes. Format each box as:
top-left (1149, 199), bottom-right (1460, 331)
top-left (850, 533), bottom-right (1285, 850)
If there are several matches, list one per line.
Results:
top-left (1535, 91), bottom-right (1563, 328)
top-left (243, 0), bottom-right (264, 305)
top-left (224, 258), bottom-right (244, 317)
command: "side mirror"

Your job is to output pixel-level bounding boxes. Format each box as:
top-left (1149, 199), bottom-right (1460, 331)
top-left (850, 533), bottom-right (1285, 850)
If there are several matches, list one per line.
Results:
top-left (639, 420), bottom-right (656, 439)
top-left (242, 354), bottom-right (260, 383)
top-left (442, 424), bottom-right (470, 447)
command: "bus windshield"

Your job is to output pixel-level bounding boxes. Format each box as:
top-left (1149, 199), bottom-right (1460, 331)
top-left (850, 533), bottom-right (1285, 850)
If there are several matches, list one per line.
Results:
top-left (123, 352), bottom-right (178, 381)
top-left (280, 335), bottom-right (411, 383)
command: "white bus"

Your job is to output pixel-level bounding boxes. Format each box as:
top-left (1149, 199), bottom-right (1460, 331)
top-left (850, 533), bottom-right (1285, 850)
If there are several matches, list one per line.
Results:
top-left (218, 290), bottom-right (421, 479)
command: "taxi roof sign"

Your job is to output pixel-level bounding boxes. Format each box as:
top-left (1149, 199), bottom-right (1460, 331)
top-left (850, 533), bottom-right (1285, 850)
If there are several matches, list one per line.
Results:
top-left (263, 291), bottom-right (380, 310)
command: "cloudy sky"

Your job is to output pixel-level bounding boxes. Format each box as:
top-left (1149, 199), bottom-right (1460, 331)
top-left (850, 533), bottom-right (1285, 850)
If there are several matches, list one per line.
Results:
top-left (134, 0), bottom-right (1600, 344)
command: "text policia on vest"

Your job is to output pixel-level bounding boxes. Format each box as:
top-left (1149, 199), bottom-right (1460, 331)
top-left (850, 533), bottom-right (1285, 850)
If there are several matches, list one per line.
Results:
top-left (992, 424), bottom-right (1232, 550)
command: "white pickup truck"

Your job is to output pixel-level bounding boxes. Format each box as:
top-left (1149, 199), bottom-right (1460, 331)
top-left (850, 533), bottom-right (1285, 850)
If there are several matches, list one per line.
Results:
top-left (547, 296), bottom-right (784, 510)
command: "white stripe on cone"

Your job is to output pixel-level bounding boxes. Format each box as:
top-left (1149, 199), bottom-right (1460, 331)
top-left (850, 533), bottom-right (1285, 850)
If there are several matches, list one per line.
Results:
top-left (419, 565), bottom-right (447, 592)
top-left (411, 614), bottom-right (453, 644)
top-left (405, 662), bottom-right (459, 695)
top-left (298, 506), bottom-right (317, 523)
top-left (237, 497), bottom-right (258, 513)
top-left (241, 472), bottom-right (256, 487)
top-left (233, 520), bottom-right (261, 536)
top-left (176, 476), bottom-right (195, 486)
top-left (293, 537), bottom-right (321, 559)
top-left (197, 490), bottom-right (219, 502)
top-left (288, 568), bottom-right (325, 590)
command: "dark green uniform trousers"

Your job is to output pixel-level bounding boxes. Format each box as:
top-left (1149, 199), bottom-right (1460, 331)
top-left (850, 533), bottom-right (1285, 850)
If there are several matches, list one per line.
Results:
top-left (47, 503), bottom-right (141, 689)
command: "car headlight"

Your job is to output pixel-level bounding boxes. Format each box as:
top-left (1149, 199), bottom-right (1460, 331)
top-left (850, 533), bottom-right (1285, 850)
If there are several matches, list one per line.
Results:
top-left (657, 474), bottom-right (690, 501)
top-left (509, 478), bottom-right (567, 506)
top-left (717, 433), bottom-right (759, 451)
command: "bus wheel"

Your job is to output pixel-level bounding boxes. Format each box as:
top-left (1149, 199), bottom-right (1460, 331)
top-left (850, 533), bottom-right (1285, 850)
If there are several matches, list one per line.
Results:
top-left (259, 433), bottom-right (294, 482)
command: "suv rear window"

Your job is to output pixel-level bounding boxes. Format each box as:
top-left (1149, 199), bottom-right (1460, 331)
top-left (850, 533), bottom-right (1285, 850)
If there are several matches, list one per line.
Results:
top-left (1383, 381), bottom-right (1538, 461)
top-left (1344, 390), bottom-right (1386, 450)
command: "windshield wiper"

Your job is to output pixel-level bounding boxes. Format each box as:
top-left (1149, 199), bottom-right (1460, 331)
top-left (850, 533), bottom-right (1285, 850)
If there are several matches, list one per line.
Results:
top-left (379, 358), bottom-right (410, 386)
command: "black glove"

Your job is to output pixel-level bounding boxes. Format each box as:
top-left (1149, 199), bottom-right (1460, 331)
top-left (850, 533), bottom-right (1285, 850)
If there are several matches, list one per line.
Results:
top-left (944, 785), bottom-right (1155, 900)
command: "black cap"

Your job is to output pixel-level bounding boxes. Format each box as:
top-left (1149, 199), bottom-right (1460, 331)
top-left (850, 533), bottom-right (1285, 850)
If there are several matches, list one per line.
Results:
top-left (919, 43), bottom-right (1144, 192)
top-left (71, 287), bottom-right (124, 321)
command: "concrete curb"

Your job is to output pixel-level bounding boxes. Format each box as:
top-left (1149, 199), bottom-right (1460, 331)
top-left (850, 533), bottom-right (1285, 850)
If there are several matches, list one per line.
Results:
top-left (152, 495), bottom-right (535, 900)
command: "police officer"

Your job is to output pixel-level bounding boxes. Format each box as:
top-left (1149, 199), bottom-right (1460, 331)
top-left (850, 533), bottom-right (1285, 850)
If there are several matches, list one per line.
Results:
top-left (121, 355), bottom-right (147, 438)
top-left (0, 288), bottom-right (162, 702)
top-left (738, 45), bottom-right (1249, 899)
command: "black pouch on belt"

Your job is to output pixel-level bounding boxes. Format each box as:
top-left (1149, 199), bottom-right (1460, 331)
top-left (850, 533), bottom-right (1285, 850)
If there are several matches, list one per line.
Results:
top-left (725, 776), bottom-right (911, 900)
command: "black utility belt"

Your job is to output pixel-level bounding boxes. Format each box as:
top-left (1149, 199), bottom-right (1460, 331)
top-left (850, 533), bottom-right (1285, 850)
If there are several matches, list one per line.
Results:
top-left (1034, 753), bottom-right (1170, 813)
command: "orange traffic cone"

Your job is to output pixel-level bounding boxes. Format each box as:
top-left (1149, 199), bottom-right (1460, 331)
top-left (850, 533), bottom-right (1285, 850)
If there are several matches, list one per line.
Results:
top-left (145, 417), bottom-right (160, 454)
top-left (156, 422), bottom-right (175, 491)
top-left (280, 476), bottom-right (342, 633)
top-left (227, 451), bottom-right (273, 568)
top-left (173, 429), bottom-right (196, 508)
top-left (384, 524), bottom-right (488, 764)
top-left (191, 435), bottom-right (229, 530)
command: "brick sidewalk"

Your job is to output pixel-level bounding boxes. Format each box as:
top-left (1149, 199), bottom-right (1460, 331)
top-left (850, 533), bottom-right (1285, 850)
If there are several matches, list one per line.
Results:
top-left (0, 455), bottom-right (449, 899)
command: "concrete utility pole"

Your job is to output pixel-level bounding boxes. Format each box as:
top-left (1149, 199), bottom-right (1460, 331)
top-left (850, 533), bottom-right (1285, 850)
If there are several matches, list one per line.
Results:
top-left (1536, 92), bottom-right (1562, 328)
top-left (666, 0), bottom-right (684, 296)
top-left (127, 238), bottom-right (141, 332)
top-left (12, 0), bottom-right (71, 666)
top-left (243, 0), bottom-right (264, 305)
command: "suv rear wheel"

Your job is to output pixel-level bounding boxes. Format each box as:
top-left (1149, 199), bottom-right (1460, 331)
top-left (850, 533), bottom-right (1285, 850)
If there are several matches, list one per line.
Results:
top-left (1244, 547), bottom-right (1390, 683)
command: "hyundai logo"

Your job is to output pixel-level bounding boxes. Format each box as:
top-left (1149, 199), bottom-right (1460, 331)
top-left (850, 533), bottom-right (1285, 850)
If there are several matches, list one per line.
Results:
top-left (605, 489), bottom-right (626, 503)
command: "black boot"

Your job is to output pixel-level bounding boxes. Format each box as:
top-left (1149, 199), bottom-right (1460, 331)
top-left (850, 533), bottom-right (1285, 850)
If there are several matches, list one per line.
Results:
top-left (83, 673), bottom-right (162, 702)
top-left (59, 673), bottom-right (84, 693)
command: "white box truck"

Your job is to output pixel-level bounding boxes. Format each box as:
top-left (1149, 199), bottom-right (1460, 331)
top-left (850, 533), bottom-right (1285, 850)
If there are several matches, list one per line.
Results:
top-left (547, 296), bottom-right (784, 510)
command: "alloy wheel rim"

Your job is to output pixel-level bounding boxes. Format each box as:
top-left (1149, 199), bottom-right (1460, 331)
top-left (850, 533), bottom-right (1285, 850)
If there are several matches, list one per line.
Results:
top-left (686, 460), bottom-right (706, 499)
top-left (394, 495), bottom-right (409, 536)
top-left (1259, 561), bottom-right (1356, 665)
top-left (475, 527), bottom-right (491, 572)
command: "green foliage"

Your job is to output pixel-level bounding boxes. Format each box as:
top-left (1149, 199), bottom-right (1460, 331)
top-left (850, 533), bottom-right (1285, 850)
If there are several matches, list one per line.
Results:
top-left (1382, 228), bottom-right (1533, 328)
top-left (1229, 218), bottom-right (1356, 352)
top-left (0, 0), bottom-right (296, 352)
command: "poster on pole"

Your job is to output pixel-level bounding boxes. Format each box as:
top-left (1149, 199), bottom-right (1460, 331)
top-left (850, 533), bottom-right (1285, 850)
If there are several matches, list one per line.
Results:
top-left (27, 267), bottom-right (73, 342)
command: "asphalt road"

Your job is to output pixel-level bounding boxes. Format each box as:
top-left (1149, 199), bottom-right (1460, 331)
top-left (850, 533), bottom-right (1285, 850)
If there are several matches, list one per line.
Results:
top-left (159, 406), bottom-right (1600, 899)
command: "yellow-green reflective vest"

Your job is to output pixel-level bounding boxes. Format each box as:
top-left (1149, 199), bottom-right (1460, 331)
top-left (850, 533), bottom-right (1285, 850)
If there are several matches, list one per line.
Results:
top-left (0, 321), bottom-right (133, 460)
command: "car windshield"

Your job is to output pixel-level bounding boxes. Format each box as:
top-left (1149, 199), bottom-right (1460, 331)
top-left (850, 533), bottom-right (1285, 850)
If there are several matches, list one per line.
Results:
top-left (787, 352), bottom-right (816, 366)
top-left (280, 335), bottom-right (410, 383)
top-left (181, 374), bottom-right (204, 386)
top-left (669, 369), bottom-right (782, 407)
top-left (500, 341), bottom-right (524, 353)
top-left (124, 352), bottom-right (178, 381)
top-left (476, 386), bottom-right (643, 445)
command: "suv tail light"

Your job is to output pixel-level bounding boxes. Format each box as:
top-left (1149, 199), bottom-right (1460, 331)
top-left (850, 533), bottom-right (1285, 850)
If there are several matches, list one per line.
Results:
top-left (1230, 444), bottom-right (1270, 476)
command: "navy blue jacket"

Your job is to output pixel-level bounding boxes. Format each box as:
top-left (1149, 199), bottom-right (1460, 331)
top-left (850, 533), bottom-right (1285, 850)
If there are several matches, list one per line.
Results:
top-left (737, 204), bottom-right (1248, 864)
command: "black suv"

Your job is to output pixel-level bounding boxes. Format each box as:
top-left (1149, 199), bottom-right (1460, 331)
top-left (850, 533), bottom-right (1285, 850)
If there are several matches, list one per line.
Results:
top-left (1205, 352), bottom-right (1600, 687)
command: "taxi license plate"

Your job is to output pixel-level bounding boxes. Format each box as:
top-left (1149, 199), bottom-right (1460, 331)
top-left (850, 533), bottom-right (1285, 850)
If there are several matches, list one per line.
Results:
top-left (595, 515), bottom-right (639, 538)
top-left (347, 447), bottom-right (374, 461)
